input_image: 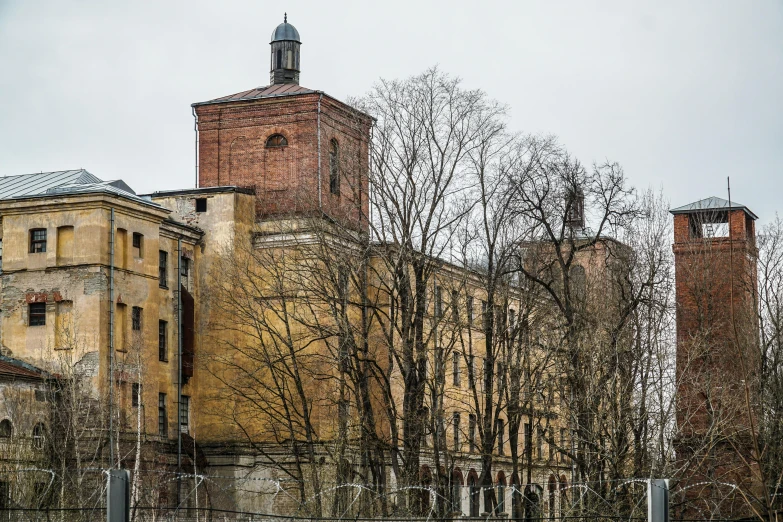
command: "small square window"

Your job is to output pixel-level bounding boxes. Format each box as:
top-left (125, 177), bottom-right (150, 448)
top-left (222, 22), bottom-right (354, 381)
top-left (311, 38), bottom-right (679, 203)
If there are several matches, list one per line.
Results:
top-left (29, 303), bottom-right (46, 326)
top-left (30, 229), bottom-right (47, 253)
top-left (195, 198), bottom-right (207, 213)
top-left (132, 306), bottom-right (142, 331)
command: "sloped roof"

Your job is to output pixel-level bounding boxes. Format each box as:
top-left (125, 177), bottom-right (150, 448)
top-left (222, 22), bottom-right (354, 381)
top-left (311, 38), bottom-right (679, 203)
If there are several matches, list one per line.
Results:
top-left (192, 84), bottom-right (317, 107)
top-left (670, 196), bottom-right (758, 220)
top-left (0, 169), bottom-right (101, 199)
top-left (0, 170), bottom-right (161, 208)
top-left (0, 355), bottom-right (47, 381)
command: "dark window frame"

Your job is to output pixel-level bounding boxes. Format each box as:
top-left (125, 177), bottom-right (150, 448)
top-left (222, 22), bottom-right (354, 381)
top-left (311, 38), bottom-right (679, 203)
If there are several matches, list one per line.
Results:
top-left (131, 306), bottom-right (142, 331)
top-left (29, 303), bottom-right (46, 326)
top-left (180, 395), bottom-right (190, 431)
top-left (329, 139), bottom-right (340, 195)
top-left (159, 250), bottom-right (168, 288)
top-left (132, 232), bottom-right (143, 258)
top-left (30, 228), bottom-right (47, 253)
top-left (158, 393), bottom-right (167, 438)
top-left (159, 320), bottom-right (168, 362)
top-left (265, 134), bottom-right (288, 148)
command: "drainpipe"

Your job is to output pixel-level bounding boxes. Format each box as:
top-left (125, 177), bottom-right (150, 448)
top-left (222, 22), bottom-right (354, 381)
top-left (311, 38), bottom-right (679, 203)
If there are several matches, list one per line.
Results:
top-left (192, 106), bottom-right (199, 188)
top-left (177, 238), bottom-right (183, 506)
top-left (317, 93), bottom-right (323, 211)
top-left (109, 208), bottom-right (115, 467)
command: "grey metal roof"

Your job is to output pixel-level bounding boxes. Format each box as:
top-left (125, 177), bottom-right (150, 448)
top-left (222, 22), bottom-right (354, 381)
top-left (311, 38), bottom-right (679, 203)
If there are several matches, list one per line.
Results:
top-left (0, 169), bottom-right (161, 209)
top-left (0, 169), bottom-right (101, 199)
top-left (271, 21), bottom-right (300, 43)
top-left (670, 196), bottom-right (758, 220)
top-left (192, 84), bottom-right (316, 107)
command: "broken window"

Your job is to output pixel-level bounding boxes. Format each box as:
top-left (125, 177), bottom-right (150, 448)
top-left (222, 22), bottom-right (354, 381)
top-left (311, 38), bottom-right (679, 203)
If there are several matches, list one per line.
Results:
top-left (29, 303), bottom-right (46, 326)
top-left (132, 306), bottom-right (142, 331)
top-left (30, 228), bottom-right (47, 253)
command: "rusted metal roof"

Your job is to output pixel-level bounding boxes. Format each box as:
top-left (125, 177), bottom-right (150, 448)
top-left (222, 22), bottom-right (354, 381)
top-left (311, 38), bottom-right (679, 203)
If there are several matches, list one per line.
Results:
top-left (0, 355), bottom-right (46, 380)
top-left (192, 84), bottom-right (317, 107)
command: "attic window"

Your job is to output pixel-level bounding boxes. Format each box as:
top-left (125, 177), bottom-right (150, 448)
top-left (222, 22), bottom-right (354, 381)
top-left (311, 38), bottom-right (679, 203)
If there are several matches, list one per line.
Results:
top-left (195, 198), bottom-right (207, 213)
top-left (266, 134), bottom-right (288, 148)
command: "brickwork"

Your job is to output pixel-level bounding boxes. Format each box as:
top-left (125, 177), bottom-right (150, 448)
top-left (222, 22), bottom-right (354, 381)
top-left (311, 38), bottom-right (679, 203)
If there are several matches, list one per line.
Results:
top-left (195, 93), bottom-right (371, 231)
top-left (672, 205), bottom-right (760, 517)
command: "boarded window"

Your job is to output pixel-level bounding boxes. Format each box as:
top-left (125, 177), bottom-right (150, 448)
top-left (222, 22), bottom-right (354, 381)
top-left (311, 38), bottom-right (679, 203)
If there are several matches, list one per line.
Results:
top-left (115, 303), bottom-right (127, 352)
top-left (29, 303), bottom-right (46, 326)
top-left (115, 228), bottom-right (127, 269)
top-left (30, 228), bottom-right (47, 253)
top-left (56, 226), bottom-right (74, 265)
top-left (55, 300), bottom-right (73, 349)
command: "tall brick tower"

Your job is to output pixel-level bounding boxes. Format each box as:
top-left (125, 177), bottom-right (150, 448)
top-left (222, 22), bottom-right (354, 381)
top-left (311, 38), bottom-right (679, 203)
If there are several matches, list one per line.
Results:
top-left (671, 196), bottom-right (759, 517)
top-left (192, 15), bottom-right (372, 230)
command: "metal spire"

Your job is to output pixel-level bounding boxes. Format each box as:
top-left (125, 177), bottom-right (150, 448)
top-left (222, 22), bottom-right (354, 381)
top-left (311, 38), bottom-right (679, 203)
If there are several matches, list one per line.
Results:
top-left (284, 12), bottom-right (287, 23)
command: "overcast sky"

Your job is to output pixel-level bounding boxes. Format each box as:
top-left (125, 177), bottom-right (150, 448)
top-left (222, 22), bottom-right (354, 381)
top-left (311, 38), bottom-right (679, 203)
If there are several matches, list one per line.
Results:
top-left (1, 1), bottom-right (781, 223)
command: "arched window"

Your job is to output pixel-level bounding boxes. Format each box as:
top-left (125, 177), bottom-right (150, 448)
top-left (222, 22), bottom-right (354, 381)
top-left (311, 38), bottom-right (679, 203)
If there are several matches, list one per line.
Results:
top-left (32, 423), bottom-right (46, 450)
top-left (265, 134), bottom-right (288, 148)
top-left (0, 419), bottom-right (12, 438)
top-left (450, 469), bottom-right (464, 514)
top-left (329, 139), bottom-right (340, 195)
top-left (467, 469), bottom-right (480, 517)
top-left (496, 471), bottom-right (506, 514)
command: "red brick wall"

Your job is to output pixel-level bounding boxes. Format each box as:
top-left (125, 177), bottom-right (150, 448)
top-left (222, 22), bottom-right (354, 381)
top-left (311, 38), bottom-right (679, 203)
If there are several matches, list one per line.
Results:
top-left (195, 93), bottom-right (371, 230)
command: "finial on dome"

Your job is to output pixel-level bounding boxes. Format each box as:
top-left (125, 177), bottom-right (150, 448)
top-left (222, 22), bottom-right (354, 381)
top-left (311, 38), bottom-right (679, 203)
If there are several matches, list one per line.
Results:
top-left (284, 12), bottom-right (287, 23)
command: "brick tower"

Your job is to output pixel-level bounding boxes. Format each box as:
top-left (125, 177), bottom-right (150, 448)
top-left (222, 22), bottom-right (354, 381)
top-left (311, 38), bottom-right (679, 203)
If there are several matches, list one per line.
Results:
top-left (671, 196), bottom-right (759, 517)
top-left (192, 15), bottom-right (372, 230)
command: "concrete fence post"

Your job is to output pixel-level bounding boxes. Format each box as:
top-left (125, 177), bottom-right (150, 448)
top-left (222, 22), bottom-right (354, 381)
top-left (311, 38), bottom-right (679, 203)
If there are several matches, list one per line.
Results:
top-left (107, 469), bottom-right (130, 522)
top-left (648, 479), bottom-right (669, 522)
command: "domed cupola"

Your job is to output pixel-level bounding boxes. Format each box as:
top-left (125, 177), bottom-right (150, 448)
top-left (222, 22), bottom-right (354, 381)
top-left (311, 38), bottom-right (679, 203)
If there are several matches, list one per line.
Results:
top-left (270, 13), bottom-right (301, 85)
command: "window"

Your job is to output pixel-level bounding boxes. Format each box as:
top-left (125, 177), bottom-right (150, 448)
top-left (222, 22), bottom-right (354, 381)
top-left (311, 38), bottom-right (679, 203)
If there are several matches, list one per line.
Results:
top-left (30, 228), bottom-right (47, 253)
top-left (35, 390), bottom-right (46, 402)
top-left (468, 354), bottom-right (475, 382)
top-left (525, 422), bottom-right (532, 455)
top-left (32, 423), bottom-right (45, 450)
top-left (180, 256), bottom-right (189, 277)
top-left (132, 383), bottom-right (141, 408)
top-left (266, 134), bottom-right (288, 148)
top-left (434, 285), bottom-right (443, 318)
top-left (132, 232), bottom-right (143, 257)
top-left (0, 238), bottom-right (3, 270)
top-left (159, 251), bottom-right (168, 288)
top-left (452, 352), bottom-right (461, 387)
top-left (159, 320), bottom-right (168, 361)
top-left (468, 414), bottom-right (476, 452)
top-left (180, 395), bottom-right (190, 432)
top-left (0, 419), bottom-right (11, 438)
top-left (158, 393), bottom-right (167, 437)
top-left (466, 296), bottom-right (474, 325)
top-left (195, 198), bottom-right (207, 213)
top-left (496, 419), bottom-right (504, 455)
top-left (29, 303), bottom-right (46, 326)
top-left (537, 428), bottom-right (544, 460)
top-left (451, 290), bottom-right (459, 323)
top-left (329, 139), bottom-right (340, 195)
top-left (0, 482), bottom-right (7, 511)
top-left (132, 307), bottom-right (142, 331)
top-left (453, 412), bottom-right (460, 452)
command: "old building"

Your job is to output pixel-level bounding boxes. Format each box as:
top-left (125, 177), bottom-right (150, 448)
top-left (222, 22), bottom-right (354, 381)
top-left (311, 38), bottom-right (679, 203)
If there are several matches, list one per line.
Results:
top-left (671, 196), bottom-right (760, 518)
top-left (0, 16), bottom-right (572, 518)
